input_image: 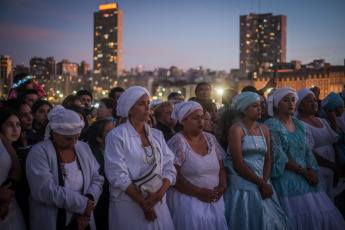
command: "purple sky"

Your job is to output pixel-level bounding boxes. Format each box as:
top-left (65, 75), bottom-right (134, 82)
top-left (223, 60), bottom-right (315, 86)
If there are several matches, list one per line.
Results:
top-left (1, 0), bottom-right (344, 72)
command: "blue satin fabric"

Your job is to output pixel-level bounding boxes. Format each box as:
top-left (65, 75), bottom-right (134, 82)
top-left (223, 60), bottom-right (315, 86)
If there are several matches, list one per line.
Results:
top-left (224, 122), bottom-right (292, 230)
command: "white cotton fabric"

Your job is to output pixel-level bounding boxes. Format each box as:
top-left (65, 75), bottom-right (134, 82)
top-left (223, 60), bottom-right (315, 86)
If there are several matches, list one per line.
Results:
top-left (26, 140), bottom-right (104, 230)
top-left (166, 132), bottom-right (228, 229)
top-left (303, 118), bottom-right (339, 200)
top-left (266, 87), bottom-right (298, 116)
top-left (171, 101), bottom-right (203, 123)
top-left (0, 139), bottom-right (26, 230)
top-left (104, 120), bottom-right (176, 229)
top-left (44, 105), bottom-right (84, 140)
top-left (116, 86), bottom-right (150, 117)
top-left (278, 192), bottom-right (345, 230)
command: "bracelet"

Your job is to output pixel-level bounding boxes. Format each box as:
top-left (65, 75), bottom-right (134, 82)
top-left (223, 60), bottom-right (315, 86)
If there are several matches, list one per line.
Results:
top-left (297, 165), bottom-right (302, 174)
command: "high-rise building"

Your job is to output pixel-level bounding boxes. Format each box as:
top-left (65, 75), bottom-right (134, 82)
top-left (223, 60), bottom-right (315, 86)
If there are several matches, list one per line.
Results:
top-left (0, 55), bottom-right (13, 97)
top-left (78, 60), bottom-right (90, 76)
top-left (57, 59), bottom-right (78, 77)
top-left (93, 3), bottom-right (123, 89)
top-left (239, 13), bottom-right (286, 79)
top-left (30, 56), bottom-right (56, 76)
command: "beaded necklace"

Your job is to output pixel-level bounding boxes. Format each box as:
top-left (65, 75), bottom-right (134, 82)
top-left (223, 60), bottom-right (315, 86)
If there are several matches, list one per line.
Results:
top-left (141, 131), bottom-right (156, 165)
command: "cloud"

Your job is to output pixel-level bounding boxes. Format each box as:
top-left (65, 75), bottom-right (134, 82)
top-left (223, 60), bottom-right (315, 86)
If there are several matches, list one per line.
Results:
top-left (0, 23), bottom-right (84, 43)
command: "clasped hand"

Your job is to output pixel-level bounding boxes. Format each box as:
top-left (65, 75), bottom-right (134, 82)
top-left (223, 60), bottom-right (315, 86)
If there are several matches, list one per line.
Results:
top-left (140, 189), bottom-right (162, 222)
top-left (259, 183), bottom-right (273, 200)
top-left (302, 168), bottom-right (319, 187)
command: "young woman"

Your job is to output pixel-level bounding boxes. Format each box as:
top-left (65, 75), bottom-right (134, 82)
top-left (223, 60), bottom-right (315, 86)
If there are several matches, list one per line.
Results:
top-left (0, 109), bottom-right (26, 230)
top-left (167, 101), bottom-right (228, 230)
top-left (265, 87), bottom-right (344, 229)
top-left (97, 98), bottom-right (117, 121)
top-left (104, 86), bottom-right (176, 230)
top-left (29, 100), bottom-right (53, 145)
top-left (224, 92), bottom-right (291, 230)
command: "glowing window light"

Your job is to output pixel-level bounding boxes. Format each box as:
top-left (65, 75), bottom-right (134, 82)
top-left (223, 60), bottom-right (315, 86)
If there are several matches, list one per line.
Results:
top-left (99, 3), bottom-right (117, 10)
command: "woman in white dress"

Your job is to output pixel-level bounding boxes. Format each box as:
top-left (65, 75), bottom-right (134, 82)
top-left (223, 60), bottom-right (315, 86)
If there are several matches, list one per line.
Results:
top-left (104, 86), bottom-right (176, 230)
top-left (295, 88), bottom-right (340, 200)
top-left (0, 109), bottom-right (26, 230)
top-left (166, 101), bottom-right (228, 230)
top-left (26, 105), bottom-right (104, 230)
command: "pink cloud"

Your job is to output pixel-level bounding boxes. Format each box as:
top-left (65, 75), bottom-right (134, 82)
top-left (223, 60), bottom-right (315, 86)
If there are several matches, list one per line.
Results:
top-left (0, 24), bottom-right (82, 43)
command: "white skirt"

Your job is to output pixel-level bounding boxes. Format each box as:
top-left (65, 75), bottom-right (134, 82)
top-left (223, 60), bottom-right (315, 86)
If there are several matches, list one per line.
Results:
top-left (279, 191), bottom-right (345, 230)
top-left (0, 198), bottom-right (26, 230)
top-left (109, 195), bottom-right (174, 230)
top-left (167, 187), bottom-right (228, 230)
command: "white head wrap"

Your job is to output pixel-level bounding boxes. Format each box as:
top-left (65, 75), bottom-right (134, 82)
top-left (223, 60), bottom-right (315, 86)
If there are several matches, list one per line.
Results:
top-left (171, 101), bottom-right (203, 123)
top-left (266, 87), bottom-right (298, 116)
top-left (116, 86), bottom-right (150, 117)
top-left (231, 92), bottom-right (260, 112)
top-left (44, 105), bottom-right (85, 140)
top-left (293, 88), bottom-right (314, 117)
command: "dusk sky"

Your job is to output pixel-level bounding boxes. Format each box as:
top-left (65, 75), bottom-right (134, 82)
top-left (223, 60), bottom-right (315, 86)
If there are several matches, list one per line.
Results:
top-left (1, 0), bottom-right (344, 71)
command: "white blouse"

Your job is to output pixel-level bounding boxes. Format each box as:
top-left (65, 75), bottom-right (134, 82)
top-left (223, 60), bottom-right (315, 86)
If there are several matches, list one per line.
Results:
top-left (104, 120), bottom-right (176, 201)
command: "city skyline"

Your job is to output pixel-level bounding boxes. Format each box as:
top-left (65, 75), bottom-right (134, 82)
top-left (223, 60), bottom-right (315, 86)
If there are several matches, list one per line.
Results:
top-left (1, 0), bottom-right (344, 71)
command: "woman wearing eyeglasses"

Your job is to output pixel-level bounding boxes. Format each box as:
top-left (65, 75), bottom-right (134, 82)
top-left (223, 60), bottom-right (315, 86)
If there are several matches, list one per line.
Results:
top-left (104, 86), bottom-right (176, 230)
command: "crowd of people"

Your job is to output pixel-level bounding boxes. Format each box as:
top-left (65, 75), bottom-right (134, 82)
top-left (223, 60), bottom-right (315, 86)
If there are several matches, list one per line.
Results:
top-left (1, 72), bottom-right (345, 230)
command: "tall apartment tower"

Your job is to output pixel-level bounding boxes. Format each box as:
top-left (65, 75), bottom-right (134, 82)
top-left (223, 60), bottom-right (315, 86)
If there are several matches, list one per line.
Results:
top-left (93, 3), bottom-right (123, 89)
top-left (239, 13), bottom-right (286, 79)
top-left (30, 56), bottom-right (57, 76)
top-left (0, 55), bottom-right (13, 97)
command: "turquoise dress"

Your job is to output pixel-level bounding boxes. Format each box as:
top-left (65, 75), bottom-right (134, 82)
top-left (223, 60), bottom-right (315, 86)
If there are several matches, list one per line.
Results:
top-left (223, 122), bottom-right (291, 230)
top-left (265, 118), bottom-right (345, 230)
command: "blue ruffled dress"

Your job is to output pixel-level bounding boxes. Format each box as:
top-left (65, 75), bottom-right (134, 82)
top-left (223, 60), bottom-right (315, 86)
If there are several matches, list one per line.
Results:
top-left (223, 122), bottom-right (291, 230)
top-left (265, 118), bottom-right (345, 230)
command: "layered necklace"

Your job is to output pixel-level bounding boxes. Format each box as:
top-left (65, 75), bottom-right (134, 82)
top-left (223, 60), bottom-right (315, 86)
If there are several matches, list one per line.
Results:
top-left (140, 130), bottom-right (156, 165)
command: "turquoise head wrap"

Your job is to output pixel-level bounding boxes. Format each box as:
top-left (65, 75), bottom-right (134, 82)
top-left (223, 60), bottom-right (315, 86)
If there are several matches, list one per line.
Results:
top-left (231, 92), bottom-right (260, 112)
top-left (321, 92), bottom-right (344, 111)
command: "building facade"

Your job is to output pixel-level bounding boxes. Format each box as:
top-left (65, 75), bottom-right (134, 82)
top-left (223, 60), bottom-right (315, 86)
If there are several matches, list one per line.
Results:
top-left (93, 3), bottom-right (123, 91)
top-left (30, 57), bottom-right (56, 76)
top-left (0, 55), bottom-right (13, 98)
top-left (239, 13), bottom-right (286, 79)
top-left (57, 59), bottom-right (79, 77)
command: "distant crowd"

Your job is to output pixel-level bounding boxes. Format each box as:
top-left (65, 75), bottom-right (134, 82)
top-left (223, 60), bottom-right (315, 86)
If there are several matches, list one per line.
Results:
top-left (1, 72), bottom-right (345, 230)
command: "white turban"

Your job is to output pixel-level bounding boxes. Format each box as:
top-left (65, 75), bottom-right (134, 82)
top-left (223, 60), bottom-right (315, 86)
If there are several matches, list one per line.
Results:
top-left (171, 101), bottom-right (203, 123)
top-left (266, 87), bottom-right (298, 116)
top-left (44, 105), bottom-right (85, 140)
top-left (116, 86), bottom-right (150, 117)
top-left (293, 88), bottom-right (314, 117)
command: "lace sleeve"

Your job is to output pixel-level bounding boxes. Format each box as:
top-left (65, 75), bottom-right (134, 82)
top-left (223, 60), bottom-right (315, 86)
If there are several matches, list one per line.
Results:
top-left (208, 133), bottom-right (226, 160)
top-left (167, 134), bottom-right (186, 166)
top-left (305, 126), bottom-right (315, 151)
top-left (269, 130), bottom-right (289, 178)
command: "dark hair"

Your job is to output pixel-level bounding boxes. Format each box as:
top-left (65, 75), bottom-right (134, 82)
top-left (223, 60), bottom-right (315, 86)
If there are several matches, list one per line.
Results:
top-left (241, 86), bottom-right (257, 93)
top-left (3, 98), bottom-right (29, 113)
top-left (18, 88), bottom-right (38, 99)
top-left (0, 108), bottom-right (20, 129)
top-left (87, 119), bottom-right (113, 147)
top-left (167, 92), bottom-right (181, 101)
top-left (31, 100), bottom-right (53, 115)
top-left (100, 98), bottom-right (117, 118)
top-left (13, 73), bottom-right (33, 90)
top-left (109, 87), bottom-right (124, 99)
top-left (62, 95), bottom-right (80, 108)
top-left (195, 82), bottom-right (211, 94)
top-left (77, 90), bottom-right (93, 101)
top-left (203, 101), bottom-right (217, 112)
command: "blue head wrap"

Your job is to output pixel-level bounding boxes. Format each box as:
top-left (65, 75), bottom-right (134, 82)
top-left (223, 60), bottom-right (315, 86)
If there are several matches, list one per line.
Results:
top-left (321, 92), bottom-right (344, 111)
top-left (231, 92), bottom-right (260, 112)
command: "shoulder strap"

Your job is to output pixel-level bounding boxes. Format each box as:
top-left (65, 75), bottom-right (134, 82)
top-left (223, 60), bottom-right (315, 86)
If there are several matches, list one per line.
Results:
top-left (257, 122), bottom-right (265, 137)
top-left (239, 122), bottom-right (248, 136)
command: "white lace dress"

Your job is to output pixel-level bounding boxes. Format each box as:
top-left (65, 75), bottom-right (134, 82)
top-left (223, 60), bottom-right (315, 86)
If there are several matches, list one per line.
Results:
top-left (0, 139), bottom-right (26, 230)
top-left (167, 132), bottom-right (228, 230)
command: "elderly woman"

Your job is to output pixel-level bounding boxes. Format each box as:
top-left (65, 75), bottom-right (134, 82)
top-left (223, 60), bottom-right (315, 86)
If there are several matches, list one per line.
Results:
top-left (296, 88), bottom-right (339, 200)
top-left (26, 105), bottom-right (104, 230)
top-left (264, 87), bottom-right (344, 229)
top-left (104, 86), bottom-right (176, 230)
top-left (224, 92), bottom-right (291, 230)
top-left (166, 101), bottom-right (228, 230)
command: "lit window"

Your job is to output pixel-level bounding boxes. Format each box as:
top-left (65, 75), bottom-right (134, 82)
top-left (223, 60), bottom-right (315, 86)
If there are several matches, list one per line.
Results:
top-left (104, 34), bottom-right (109, 39)
top-left (246, 50), bottom-right (249, 53)
top-left (98, 54), bottom-right (103, 58)
top-left (246, 41), bottom-right (250, 45)
top-left (103, 14), bottom-right (109, 17)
